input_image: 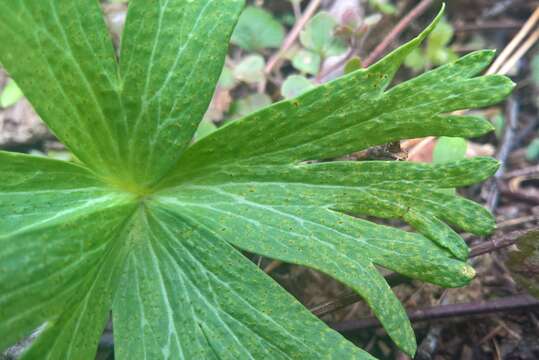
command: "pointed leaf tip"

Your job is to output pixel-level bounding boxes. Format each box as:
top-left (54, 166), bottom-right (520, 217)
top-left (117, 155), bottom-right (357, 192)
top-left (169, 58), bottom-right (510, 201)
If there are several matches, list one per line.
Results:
top-left (462, 264), bottom-right (477, 281)
top-left (423, 3), bottom-right (446, 41)
top-left (403, 337), bottom-right (417, 358)
top-left (477, 157), bottom-right (501, 177)
top-left (366, 2), bottom-right (445, 88)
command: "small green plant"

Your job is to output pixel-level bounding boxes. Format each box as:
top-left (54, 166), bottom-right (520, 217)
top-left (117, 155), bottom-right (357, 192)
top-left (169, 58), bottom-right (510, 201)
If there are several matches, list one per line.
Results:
top-left (405, 18), bottom-right (458, 72)
top-left (281, 74), bottom-right (315, 99)
top-left (0, 78), bottom-right (23, 108)
top-left (231, 5), bottom-right (285, 52)
top-left (369, 0), bottom-right (397, 15)
top-left (293, 11), bottom-right (348, 75)
top-left (0, 1), bottom-right (512, 359)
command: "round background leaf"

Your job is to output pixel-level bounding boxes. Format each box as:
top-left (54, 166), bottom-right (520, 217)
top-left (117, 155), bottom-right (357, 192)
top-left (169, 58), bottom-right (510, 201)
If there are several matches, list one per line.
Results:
top-left (231, 6), bottom-right (285, 51)
top-left (526, 138), bottom-right (539, 161)
top-left (300, 12), bottom-right (347, 58)
top-left (0, 79), bottom-right (24, 108)
top-left (344, 57), bottom-right (362, 74)
top-left (233, 55), bottom-right (266, 84)
top-left (292, 49), bottom-right (321, 75)
top-left (218, 66), bottom-right (236, 90)
top-left (369, 0), bottom-right (397, 14)
top-left (405, 48), bottom-right (427, 72)
top-left (229, 93), bottom-right (272, 120)
top-left (281, 75), bottom-right (315, 99)
top-left (433, 136), bottom-right (468, 164)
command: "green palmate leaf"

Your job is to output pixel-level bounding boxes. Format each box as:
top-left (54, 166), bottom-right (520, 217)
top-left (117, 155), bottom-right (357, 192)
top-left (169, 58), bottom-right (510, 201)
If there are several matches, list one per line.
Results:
top-left (157, 157), bottom-right (498, 353)
top-left (0, 0), bottom-right (121, 175)
top-left (0, 152), bottom-right (135, 353)
top-left (0, 0), bottom-right (244, 188)
top-left (112, 206), bottom-right (372, 359)
top-left (21, 234), bottom-right (129, 360)
top-left (117, 0), bottom-right (244, 187)
top-left (179, 50), bottom-right (511, 171)
top-left (0, 1), bottom-right (513, 359)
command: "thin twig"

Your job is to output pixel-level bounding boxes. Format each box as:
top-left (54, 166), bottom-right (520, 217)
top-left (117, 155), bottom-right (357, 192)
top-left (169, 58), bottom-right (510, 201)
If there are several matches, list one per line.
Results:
top-left (487, 6), bottom-right (539, 75)
top-left (496, 215), bottom-right (538, 229)
top-left (264, 260), bottom-right (283, 274)
top-left (498, 181), bottom-right (539, 205)
top-left (330, 294), bottom-right (539, 333)
top-left (470, 230), bottom-right (527, 257)
top-left (415, 291), bottom-right (450, 360)
top-left (487, 97), bottom-right (519, 212)
top-left (363, 0), bottom-right (433, 67)
top-left (504, 165), bottom-right (539, 179)
top-left (498, 27), bottom-right (539, 75)
top-left (454, 21), bottom-right (524, 33)
top-left (265, 0), bottom-right (322, 75)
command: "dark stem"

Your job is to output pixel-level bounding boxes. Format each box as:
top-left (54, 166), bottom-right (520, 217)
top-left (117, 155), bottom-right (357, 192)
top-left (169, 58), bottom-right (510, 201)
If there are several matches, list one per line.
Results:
top-left (330, 294), bottom-right (539, 333)
top-left (469, 230), bottom-right (524, 257)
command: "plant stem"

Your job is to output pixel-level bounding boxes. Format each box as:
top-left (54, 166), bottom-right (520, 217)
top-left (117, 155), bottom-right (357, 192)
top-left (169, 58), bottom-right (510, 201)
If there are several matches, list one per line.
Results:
top-left (470, 230), bottom-right (525, 257)
top-left (265, 0), bottom-right (322, 75)
top-left (487, 97), bottom-right (519, 211)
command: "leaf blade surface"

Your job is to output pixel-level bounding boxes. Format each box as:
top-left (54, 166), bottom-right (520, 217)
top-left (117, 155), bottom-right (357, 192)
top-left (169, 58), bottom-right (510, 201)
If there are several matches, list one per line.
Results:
top-left (0, 0), bottom-right (124, 177)
top-left (119, 0), bottom-right (245, 186)
top-left (175, 49), bottom-right (512, 171)
top-left (112, 206), bottom-right (374, 359)
top-left (154, 158), bottom-right (497, 353)
top-left (0, 152), bottom-right (135, 351)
